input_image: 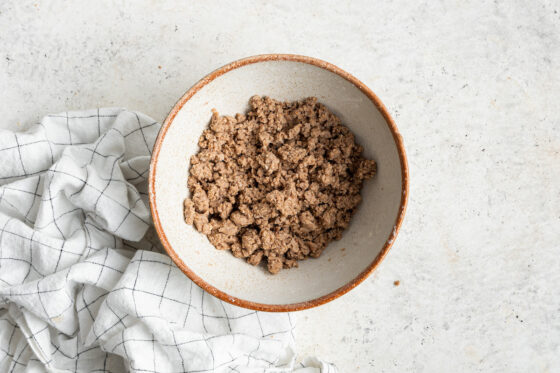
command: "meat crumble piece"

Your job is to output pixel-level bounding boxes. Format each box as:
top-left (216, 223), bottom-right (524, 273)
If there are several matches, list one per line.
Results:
top-left (183, 96), bottom-right (376, 274)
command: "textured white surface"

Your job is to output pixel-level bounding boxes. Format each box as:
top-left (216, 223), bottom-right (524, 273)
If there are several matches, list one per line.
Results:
top-left (1, 1), bottom-right (559, 371)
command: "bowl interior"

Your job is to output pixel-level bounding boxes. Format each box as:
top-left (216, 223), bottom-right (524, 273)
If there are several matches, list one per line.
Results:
top-left (152, 59), bottom-right (404, 307)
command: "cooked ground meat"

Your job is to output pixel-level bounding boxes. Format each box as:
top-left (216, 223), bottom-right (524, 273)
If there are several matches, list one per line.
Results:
top-left (183, 96), bottom-right (376, 274)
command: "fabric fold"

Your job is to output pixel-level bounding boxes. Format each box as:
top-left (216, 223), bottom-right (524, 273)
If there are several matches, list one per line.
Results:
top-left (0, 109), bottom-right (337, 373)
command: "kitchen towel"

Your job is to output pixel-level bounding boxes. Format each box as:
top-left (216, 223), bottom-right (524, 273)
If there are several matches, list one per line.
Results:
top-left (0, 109), bottom-right (337, 373)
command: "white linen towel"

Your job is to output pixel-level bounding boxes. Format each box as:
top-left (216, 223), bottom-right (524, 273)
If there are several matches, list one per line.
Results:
top-left (0, 109), bottom-right (337, 373)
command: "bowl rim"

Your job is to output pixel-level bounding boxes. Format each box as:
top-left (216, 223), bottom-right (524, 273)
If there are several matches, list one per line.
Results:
top-left (149, 54), bottom-right (409, 312)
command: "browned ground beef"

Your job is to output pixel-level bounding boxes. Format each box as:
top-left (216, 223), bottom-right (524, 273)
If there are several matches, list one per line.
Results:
top-left (183, 96), bottom-right (376, 274)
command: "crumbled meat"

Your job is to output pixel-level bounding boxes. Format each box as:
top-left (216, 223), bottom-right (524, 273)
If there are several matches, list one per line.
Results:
top-left (192, 187), bottom-right (209, 213)
top-left (241, 229), bottom-right (261, 256)
top-left (267, 256), bottom-right (283, 274)
top-left (217, 219), bottom-right (239, 236)
top-left (298, 210), bottom-right (318, 232)
top-left (190, 163), bottom-right (213, 181)
top-left (230, 209), bottom-right (254, 227)
top-left (216, 201), bottom-right (233, 219)
top-left (183, 96), bottom-right (376, 274)
top-left (192, 214), bottom-right (212, 235)
top-left (183, 199), bottom-right (195, 225)
top-left (247, 250), bottom-right (264, 266)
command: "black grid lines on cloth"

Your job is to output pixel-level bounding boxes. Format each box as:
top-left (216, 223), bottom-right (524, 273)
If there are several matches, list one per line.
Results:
top-left (0, 108), bottom-right (336, 373)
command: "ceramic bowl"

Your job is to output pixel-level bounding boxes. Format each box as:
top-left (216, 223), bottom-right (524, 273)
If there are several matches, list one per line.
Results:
top-left (149, 54), bottom-right (408, 311)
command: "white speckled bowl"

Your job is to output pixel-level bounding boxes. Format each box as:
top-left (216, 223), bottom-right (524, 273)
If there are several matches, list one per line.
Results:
top-left (149, 54), bottom-right (408, 311)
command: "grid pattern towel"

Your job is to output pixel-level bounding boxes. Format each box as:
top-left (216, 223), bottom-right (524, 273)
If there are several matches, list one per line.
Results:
top-left (0, 109), bottom-right (336, 372)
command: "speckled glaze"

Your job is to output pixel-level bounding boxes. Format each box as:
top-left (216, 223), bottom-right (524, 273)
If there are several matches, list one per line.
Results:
top-left (149, 54), bottom-right (408, 311)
